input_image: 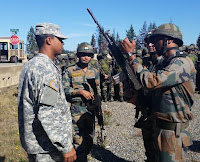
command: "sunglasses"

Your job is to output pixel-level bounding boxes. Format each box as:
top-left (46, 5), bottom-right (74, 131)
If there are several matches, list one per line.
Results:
top-left (78, 52), bottom-right (93, 57)
top-left (55, 36), bottom-right (64, 43)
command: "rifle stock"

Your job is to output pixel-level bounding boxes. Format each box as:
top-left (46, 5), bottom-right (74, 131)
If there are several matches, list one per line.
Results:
top-left (87, 8), bottom-right (142, 91)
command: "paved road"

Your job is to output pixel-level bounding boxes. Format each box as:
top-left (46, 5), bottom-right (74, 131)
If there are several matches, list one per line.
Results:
top-left (0, 63), bottom-right (23, 67)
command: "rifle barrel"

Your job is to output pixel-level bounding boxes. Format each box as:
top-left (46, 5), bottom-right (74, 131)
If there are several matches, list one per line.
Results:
top-left (87, 8), bottom-right (110, 43)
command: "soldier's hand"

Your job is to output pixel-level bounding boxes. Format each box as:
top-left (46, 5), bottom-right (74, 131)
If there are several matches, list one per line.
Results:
top-left (121, 38), bottom-right (136, 61)
top-left (104, 74), bottom-right (109, 79)
top-left (63, 147), bottom-right (76, 162)
top-left (79, 89), bottom-right (94, 100)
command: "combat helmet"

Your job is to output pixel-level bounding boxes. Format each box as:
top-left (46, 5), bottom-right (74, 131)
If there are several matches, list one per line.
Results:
top-left (144, 30), bottom-right (154, 44)
top-left (77, 42), bottom-right (94, 54)
top-left (149, 23), bottom-right (183, 47)
top-left (56, 54), bottom-right (65, 61)
top-left (62, 54), bottom-right (68, 60)
top-left (136, 49), bottom-right (142, 57)
top-left (68, 53), bottom-right (76, 60)
top-left (101, 49), bottom-right (109, 56)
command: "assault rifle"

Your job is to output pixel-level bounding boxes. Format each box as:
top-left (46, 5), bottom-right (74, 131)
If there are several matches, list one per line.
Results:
top-left (87, 8), bottom-right (142, 91)
top-left (82, 79), bottom-right (106, 146)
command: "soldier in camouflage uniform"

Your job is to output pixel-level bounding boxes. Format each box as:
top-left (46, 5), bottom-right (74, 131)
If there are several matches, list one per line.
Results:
top-left (136, 49), bottom-right (143, 64)
top-left (121, 23), bottom-right (196, 162)
top-left (142, 47), bottom-right (152, 69)
top-left (62, 42), bottom-right (100, 162)
top-left (60, 53), bottom-right (77, 76)
top-left (187, 45), bottom-right (198, 68)
top-left (18, 23), bottom-right (76, 162)
top-left (98, 50), bottom-right (114, 102)
top-left (68, 53), bottom-right (77, 67)
top-left (134, 31), bottom-right (164, 162)
top-left (89, 55), bottom-right (100, 71)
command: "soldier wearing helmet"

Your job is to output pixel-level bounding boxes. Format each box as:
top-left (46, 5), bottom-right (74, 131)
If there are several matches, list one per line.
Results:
top-left (135, 49), bottom-right (143, 64)
top-left (98, 49), bottom-right (115, 102)
top-left (62, 42), bottom-right (100, 161)
top-left (67, 53), bottom-right (77, 66)
top-left (121, 23), bottom-right (196, 162)
top-left (132, 30), bottom-right (164, 162)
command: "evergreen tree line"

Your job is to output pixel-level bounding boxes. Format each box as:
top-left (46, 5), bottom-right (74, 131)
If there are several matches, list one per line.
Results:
top-left (90, 21), bottom-right (157, 54)
top-left (26, 22), bottom-right (200, 55)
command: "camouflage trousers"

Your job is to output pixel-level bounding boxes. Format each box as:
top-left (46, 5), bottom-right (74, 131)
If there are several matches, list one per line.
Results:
top-left (153, 120), bottom-right (192, 162)
top-left (141, 116), bottom-right (156, 162)
top-left (101, 80), bottom-right (114, 101)
top-left (28, 152), bottom-right (64, 162)
top-left (71, 104), bottom-right (95, 161)
top-left (114, 82), bottom-right (124, 101)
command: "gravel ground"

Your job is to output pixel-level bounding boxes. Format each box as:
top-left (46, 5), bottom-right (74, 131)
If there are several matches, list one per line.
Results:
top-left (88, 93), bottom-right (200, 162)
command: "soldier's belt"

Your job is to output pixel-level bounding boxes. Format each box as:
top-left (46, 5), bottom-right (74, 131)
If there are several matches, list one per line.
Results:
top-left (155, 119), bottom-right (189, 131)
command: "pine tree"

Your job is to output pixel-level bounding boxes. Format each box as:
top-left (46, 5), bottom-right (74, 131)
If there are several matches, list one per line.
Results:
top-left (197, 33), bottom-right (200, 50)
top-left (116, 32), bottom-right (121, 46)
top-left (112, 29), bottom-right (116, 41)
top-left (26, 26), bottom-right (38, 54)
top-left (126, 24), bottom-right (136, 41)
top-left (91, 34), bottom-right (96, 48)
top-left (135, 36), bottom-right (141, 50)
top-left (91, 34), bottom-right (97, 53)
top-left (148, 22), bottom-right (157, 32)
top-left (97, 27), bottom-right (108, 53)
top-left (138, 21), bottom-right (148, 48)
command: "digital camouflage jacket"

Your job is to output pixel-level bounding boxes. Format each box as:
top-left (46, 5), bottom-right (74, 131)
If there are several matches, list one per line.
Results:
top-left (18, 54), bottom-right (73, 154)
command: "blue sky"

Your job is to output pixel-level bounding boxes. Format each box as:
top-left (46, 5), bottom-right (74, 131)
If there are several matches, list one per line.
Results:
top-left (1, 0), bottom-right (200, 52)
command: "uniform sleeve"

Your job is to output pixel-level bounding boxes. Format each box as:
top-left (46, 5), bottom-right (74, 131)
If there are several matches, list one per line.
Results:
top-left (35, 68), bottom-right (73, 154)
top-left (62, 68), bottom-right (80, 99)
top-left (95, 69), bottom-right (101, 95)
top-left (130, 57), bottom-right (196, 89)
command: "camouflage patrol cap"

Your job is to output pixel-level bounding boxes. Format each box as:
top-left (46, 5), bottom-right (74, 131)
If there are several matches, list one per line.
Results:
top-left (77, 42), bottom-right (94, 54)
top-left (35, 23), bottom-right (67, 39)
top-left (149, 23), bottom-right (183, 46)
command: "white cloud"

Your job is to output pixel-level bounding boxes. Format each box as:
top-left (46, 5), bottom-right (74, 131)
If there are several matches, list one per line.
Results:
top-left (82, 23), bottom-right (96, 27)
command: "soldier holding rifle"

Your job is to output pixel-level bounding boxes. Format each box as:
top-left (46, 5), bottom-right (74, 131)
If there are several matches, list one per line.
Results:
top-left (121, 23), bottom-right (196, 162)
top-left (63, 42), bottom-right (102, 162)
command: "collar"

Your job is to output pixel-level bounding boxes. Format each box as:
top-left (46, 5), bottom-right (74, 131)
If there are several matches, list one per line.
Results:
top-left (38, 53), bottom-right (60, 72)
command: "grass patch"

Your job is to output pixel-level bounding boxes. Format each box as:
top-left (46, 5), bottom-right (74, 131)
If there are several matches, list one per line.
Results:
top-left (0, 87), bottom-right (27, 161)
top-left (103, 110), bottom-right (112, 125)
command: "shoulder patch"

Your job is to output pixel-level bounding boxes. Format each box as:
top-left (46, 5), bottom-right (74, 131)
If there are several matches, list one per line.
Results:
top-left (72, 73), bottom-right (82, 77)
top-left (49, 80), bottom-right (59, 91)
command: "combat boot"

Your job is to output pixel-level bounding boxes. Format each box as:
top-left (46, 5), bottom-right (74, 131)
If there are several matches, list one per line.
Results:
top-left (103, 97), bottom-right (107, 102)
top-left (109, 97), bottom-right (114, 102)
top-left (119, 96), bottom-right (124, 102)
